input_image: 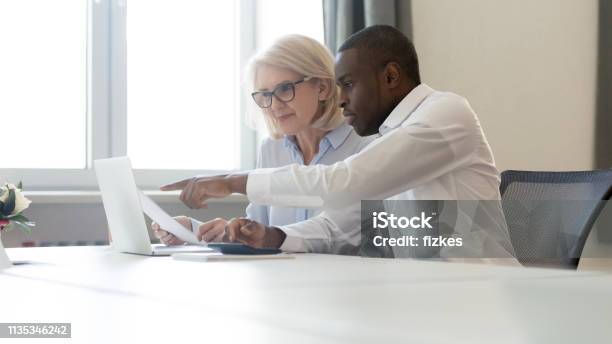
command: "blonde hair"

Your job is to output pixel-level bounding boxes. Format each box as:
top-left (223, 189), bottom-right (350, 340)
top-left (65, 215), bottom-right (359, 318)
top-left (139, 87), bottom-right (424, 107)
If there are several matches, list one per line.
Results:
top-left (246, 35), bottom-right (343, 139)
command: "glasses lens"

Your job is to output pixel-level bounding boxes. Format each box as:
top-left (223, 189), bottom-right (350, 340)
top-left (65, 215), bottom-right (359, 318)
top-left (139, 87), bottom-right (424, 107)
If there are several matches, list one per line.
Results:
top-left (252, 92), bottom-right (272, 108)
top-left (274, 83), bottom-right (295, 102)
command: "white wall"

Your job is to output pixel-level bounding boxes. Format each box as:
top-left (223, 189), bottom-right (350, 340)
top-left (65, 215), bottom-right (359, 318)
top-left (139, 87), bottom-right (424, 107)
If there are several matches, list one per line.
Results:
top-left (412, 0), bottom-right (598, 171)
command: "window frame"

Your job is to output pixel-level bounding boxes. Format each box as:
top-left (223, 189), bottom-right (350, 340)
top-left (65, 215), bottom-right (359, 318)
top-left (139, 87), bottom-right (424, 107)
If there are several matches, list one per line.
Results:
top-left (0, 0), bottom-right (258, 191)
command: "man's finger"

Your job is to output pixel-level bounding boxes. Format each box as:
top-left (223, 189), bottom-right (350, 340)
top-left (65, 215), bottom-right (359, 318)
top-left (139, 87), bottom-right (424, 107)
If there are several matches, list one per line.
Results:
top-left (160, 179), bottom-right (190, 191)
top-left (183, 183), bottom-right (199, 209)
top-left (182, 183), bottom-right (202, 209)
top-left (179, 187), bottom-right (189, 207)
top-left (194, 188), bottom-right (210, 209)
top-left (240, 224), bottom-right (255, 237)
top-left (226, 218), bottom-right (248, 242)
top-left (190, 188), bottom-right (210, 209)
top-left (226, 220), bottom-right (240, 242)
top-left (234, 222), bottom-right (259, 246)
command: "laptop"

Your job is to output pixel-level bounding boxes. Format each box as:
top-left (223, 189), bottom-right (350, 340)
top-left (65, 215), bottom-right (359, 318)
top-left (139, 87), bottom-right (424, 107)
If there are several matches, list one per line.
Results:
top-left (94, 157), bottom-right (214, 256)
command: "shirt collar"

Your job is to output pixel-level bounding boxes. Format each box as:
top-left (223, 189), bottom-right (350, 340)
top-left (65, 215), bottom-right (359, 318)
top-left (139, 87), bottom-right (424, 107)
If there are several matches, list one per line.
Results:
top-left (378, 83), bottom-right (434, 135)
top-left (283, 122), bottom-right (353, 150)
top-left (283, 135), bottom-right (296, 149)
top-left (324, 122), bottom-right (353, 149)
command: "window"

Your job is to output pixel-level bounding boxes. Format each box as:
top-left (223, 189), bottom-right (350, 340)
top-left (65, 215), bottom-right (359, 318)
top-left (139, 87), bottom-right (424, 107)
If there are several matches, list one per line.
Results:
top-left (0, 0), bottom-right (87, 169)
top-left (0, 0), bottom-right (325, 190)
top-left (256, 0), bottom-right (325, 47)
top-left (127, 0), bottom-right (239, 170)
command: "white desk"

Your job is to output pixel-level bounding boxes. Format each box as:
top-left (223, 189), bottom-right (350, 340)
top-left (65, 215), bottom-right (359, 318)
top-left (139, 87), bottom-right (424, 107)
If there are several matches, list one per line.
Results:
top-left (2, 246), bottom-right (612, 344)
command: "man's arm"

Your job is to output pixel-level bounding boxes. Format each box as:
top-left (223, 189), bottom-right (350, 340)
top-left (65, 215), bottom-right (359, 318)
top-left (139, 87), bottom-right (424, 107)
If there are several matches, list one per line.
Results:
top-left (162, 96), bottom-right (478, 210)
top-left (247, 96), bottom-right (478, 209)
top-left (226, 204), bottom-right (362, 254)
top-left (276, 211), bottom-right (360, 253)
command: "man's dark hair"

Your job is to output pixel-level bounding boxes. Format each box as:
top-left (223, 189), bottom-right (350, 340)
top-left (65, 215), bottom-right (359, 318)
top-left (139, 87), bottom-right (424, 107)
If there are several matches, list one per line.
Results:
top-left (338, 25), bottom-right (421, 85)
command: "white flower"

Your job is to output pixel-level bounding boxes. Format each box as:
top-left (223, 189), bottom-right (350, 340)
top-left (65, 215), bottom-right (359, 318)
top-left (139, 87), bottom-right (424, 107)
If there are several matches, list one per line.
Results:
top-left (0, 183), bottom-right (32, 216)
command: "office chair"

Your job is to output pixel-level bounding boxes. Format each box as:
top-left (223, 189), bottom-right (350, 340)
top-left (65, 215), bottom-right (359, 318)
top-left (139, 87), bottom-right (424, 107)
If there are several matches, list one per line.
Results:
top-left (500, 170), bottom-right (612, 268)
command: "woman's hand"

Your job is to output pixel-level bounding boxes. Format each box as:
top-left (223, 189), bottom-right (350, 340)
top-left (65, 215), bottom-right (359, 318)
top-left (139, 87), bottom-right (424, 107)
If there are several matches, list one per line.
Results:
top-left (160, 173), bottom-right (248, 209)
top-left (196, 218), bottom-right (227, 243)
top-left (152, 215), bottom-right (192, 246)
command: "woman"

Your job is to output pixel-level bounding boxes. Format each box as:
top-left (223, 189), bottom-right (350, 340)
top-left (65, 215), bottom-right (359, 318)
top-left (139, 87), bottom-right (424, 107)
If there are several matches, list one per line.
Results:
top-left (153, 34), bottom-right (373, 245)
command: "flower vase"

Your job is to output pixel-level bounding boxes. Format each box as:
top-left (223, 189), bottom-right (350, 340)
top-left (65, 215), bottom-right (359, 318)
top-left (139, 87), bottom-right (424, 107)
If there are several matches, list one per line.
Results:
top-left (0, 228), bottom-right (13, 269)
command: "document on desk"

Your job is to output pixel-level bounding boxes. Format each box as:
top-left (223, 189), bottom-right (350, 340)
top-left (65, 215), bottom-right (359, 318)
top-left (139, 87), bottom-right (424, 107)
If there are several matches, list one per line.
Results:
top-left (138, 191), bottom-right (204, 245)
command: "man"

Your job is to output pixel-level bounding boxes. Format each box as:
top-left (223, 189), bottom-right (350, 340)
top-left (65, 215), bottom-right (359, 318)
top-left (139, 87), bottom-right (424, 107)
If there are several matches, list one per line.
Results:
top-left (162, 25), bottom-right (516, 259)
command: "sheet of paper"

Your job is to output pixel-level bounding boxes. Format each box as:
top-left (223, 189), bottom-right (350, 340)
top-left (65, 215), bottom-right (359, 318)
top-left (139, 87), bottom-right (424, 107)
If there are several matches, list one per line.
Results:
top-left (138, 191), bottom-right (204, 245)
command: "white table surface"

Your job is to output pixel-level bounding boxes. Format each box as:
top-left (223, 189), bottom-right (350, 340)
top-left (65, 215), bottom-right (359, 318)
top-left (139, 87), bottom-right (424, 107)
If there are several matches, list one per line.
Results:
top-left (2, 246), bottom-right (612, 344)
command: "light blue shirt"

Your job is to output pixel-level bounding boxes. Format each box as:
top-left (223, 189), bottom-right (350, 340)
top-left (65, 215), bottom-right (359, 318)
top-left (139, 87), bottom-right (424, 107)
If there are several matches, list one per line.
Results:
top-left (245, 123), bottom-right (374, 226)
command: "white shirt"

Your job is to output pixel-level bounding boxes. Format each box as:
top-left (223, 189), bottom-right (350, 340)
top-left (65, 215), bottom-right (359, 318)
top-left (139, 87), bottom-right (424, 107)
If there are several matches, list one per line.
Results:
top-left (246, 84), bottom-right (516, 259)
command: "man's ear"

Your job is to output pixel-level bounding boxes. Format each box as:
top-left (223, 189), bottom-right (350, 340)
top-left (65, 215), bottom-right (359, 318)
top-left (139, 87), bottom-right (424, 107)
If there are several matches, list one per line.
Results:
top-left (317, 78), bottom-right (333, 101)
top-left (383, 62), bottom-right (402, 89)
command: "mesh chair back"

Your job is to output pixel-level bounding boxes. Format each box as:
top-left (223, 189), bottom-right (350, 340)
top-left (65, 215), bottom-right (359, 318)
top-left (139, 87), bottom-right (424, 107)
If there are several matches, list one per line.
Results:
top-left (500, 170), bottom-right (612, 268)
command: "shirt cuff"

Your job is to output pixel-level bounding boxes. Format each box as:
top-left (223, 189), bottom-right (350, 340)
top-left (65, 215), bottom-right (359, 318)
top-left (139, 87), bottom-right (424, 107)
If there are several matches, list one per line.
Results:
top-left (277, 226), bottom-right (307, 253)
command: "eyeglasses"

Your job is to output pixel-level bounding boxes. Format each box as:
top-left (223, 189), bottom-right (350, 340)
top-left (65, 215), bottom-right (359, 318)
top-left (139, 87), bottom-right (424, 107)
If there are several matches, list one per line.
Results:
top-left (251, 76), bottom-right (313, 109)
